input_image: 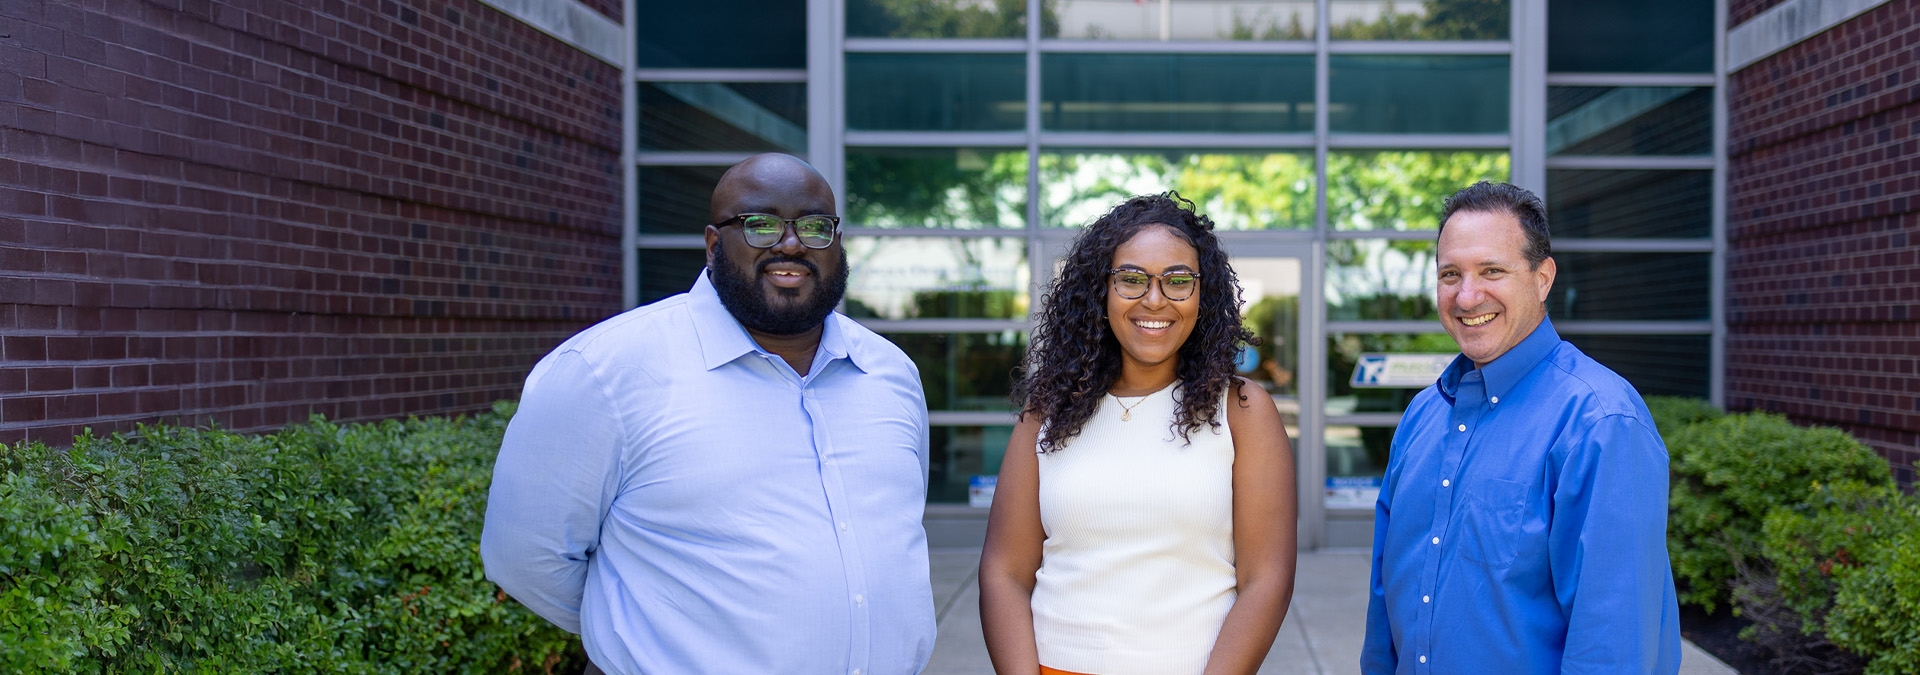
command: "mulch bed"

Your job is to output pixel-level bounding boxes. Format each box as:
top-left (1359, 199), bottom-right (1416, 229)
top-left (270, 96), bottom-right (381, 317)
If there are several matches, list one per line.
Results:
top-left (1682, 603), bottom-right (1784, 675)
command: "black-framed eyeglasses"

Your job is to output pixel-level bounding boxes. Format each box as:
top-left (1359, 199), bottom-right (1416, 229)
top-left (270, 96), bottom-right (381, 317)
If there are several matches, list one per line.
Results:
top-left (710, 213), bottom-right (841, 249)
top-left (1109, 269), bottom-right (1201, 300)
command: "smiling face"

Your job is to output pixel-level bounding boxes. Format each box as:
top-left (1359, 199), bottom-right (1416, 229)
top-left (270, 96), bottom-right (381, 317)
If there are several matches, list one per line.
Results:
top-left (1106, 224), bottom-right (1203, 375)
top-left (1437, 209), bottom-right (1556, 368)
top-left (704, 155), bottom-right (847, 337)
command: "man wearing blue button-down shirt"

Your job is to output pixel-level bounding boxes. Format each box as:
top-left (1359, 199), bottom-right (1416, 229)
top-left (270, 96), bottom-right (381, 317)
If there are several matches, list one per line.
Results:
top-left (481, 154), bottom-right (936, 675)
top-left (1360, 182), bottom-right (1681, 675)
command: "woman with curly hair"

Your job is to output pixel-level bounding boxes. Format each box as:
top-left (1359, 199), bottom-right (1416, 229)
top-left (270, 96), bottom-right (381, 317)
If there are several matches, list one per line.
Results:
top-left (980, 192), bottom-right (1298, 675)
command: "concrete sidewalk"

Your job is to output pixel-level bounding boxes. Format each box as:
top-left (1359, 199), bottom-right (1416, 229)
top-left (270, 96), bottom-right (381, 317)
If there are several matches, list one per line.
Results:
top-left (923, 548), bottom-right (1737, 675)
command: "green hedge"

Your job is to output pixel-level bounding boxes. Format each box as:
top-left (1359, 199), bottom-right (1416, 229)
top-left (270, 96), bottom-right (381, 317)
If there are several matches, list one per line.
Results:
top-left (1754, 481), bottom-right (1920, 675)
top-left (0, 403), bottom-right (582, 673)
top-left (1654, 396), bottom-right (1919, 674)
top-left (1663, 408), bottom-right (1894, 613)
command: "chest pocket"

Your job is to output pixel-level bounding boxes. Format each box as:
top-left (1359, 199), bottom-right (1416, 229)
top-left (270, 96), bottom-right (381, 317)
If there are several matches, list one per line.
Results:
top-left (1458, 476), bottom-right (1531, 569)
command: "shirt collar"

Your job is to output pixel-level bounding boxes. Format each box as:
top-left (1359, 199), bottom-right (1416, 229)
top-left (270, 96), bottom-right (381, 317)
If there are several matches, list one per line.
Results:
top-left (1436, 316), bottom-right (1562, 404)
top-left (687, 268), bottom-right (863, 374)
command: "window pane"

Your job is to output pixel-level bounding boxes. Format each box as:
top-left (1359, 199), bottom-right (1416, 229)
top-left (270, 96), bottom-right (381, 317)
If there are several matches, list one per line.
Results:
top-left (1236, 256), bottom-right (1305, 400)
top-left (1549, 252), bottom-right (1710, 321)
top-left (1327, 238), bottom-right (1439, 321)
top-left (640, 83), bottom-right (807, 153)
top-left (1329, 56), bottom-right (1509, 133)
top-left (1041, 151), bottom-right (1315, 230)
top-left (1547, 87), bottom-right (1710, 156)
top-left (1329, 0), bottom-right (1509, 40)
top-left (1326, 425), bottom-right (1396, 508)
top-left (637, 0), bottom-right (805, 68)
top-left (1548, 170), bottom-right (1711, 238)
top-left (844, 237), bottom-right (1030, 319)
top-left (847, 54), bottom-right (1026, 131)
top-left (846, 148), bottom-right (1028, 229)
top-left (1050, 0), bottom-right (1314, 40)
top-left (1548, 0), bottom-right (1711, 73)
top-left (929, 424), bottom-right (1017, 504)
top-left (883, 332), bottom-right (1026, 411)
top-left (1042, 54), bottom-right (1313, 132)
top-left (1328, 151), bottom-right (1509, 231)
top-left (848, 0), bottom-right (1026, 38)
top-left (1562, 334), bottom-right (1710, 398)
top-left (1326, 332), bottom-right (1458, 415)
top-left (639, 165), bottom-right (727, 235)
top-left (638, 249), bottom-right (707, 305)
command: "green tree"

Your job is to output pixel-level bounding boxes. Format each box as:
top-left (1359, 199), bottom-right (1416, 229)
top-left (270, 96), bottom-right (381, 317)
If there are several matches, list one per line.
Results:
top-left (1331, 0), bottom-right (1509, 40)
top-left (849, 0), bottom-right (1059, 39)
top-left (846, 148), bottom-right (1027, 229)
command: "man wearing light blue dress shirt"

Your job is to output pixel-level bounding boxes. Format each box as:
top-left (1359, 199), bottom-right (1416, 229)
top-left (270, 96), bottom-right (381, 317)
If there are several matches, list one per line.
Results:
top-left (481, 154), bottom-right (936, 674)
top-left (1361, 182), bottom-right (1681, 674)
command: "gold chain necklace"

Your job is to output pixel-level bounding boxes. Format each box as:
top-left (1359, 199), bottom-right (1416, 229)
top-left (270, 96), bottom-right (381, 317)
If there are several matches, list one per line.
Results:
top-left (1111, 392), bottom-right (1150, 422)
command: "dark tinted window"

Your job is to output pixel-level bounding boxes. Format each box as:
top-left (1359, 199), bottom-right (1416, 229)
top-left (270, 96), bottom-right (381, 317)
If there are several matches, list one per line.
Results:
top-left (1548, 170), bottom-right (1711, 238)
top-left (636, 1), bottom-right (806, 69)
top-left (1549, 252), bottom-right (1711, 321)
top-left (1042, 54), bottom-right (1314, 132)
top-left (1547, 0), bottom-right (1712, 73)
top-left (638, 166), bottom-right (727, 235)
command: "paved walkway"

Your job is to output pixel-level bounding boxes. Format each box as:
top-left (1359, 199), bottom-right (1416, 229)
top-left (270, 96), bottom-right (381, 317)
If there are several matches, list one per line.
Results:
top-left (924, 548), bottom-right (1738, 675)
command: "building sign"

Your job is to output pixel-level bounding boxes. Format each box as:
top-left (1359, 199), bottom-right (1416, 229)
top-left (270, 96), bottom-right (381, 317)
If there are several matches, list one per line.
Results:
top-left (1326, 476), bottom-right (1381, 509)
top-left (1350, 353), bottom-right (1457, 389)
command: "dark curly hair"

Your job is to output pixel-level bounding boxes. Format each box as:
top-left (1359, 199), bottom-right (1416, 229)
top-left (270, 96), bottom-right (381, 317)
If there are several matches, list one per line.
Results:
top-left (1014, 192), bottom-right (1258, 453)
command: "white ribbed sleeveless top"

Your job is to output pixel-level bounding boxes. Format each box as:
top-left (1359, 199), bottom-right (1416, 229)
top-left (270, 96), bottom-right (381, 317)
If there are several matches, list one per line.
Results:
top-left (1031, 385), bottom-right (1237, 675)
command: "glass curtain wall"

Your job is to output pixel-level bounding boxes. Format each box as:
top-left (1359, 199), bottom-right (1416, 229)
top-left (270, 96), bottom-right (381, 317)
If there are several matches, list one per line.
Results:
top-left (1543, 0), bottom-right (1718, 400)
top-left (630, 0), bottom-right (1722, 547)
top-left (634, 2), bottom-right (812, 302)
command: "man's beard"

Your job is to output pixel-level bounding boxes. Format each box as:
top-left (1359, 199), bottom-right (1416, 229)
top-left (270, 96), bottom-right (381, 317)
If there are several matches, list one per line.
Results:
top-left (709, 242), bottom-right (849, 336)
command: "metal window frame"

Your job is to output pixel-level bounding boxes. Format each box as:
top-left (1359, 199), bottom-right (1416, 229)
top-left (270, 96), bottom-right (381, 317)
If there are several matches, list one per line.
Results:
top-left (619, 0), bottom-right (1726, 540)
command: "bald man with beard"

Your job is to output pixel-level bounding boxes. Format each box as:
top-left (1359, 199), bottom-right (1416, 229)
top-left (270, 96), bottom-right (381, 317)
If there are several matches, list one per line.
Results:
top-left (482, 154), bottom-right (937, 674)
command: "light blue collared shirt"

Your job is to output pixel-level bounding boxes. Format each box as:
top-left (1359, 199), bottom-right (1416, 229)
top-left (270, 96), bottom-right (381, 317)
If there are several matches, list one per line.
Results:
top-left (482, 270), bottom-right (936, 675)
top-left (1361, 318), bottom-right (1681, 675)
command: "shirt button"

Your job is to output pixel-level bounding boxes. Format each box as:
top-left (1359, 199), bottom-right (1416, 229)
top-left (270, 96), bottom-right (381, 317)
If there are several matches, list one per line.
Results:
top-left (1431, 537), bottom-right (1440, 545)
top-left (854, 594), bottom-right (864, 605)
top-left (1457, 424), bottom-right (1466, 432)
top-left (839, 522), bottom-right (849, 532)
top-left (1441, 479), bottom-right (1451, 488)
top-left (1423, 595), bottom-right (1430, 603)
top-left (853, 670), bottom-right (862, 675)
top-left (1419, 655), bottom-right (1428, 664)
top-left (1491, 396), bottom-right (1500, 404)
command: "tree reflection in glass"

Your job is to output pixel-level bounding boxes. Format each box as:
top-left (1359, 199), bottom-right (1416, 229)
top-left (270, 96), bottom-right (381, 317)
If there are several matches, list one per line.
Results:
top-left (1041, 151), bottom-right (1314, 230)
top-left (1327, 151), bottom-right (1508, 231)
top-left (1328, 0), bottom-right (1508, 40)
top-left (847, 0), bottom-right (1039, 39)
top-left (845, 148), bottom-right (1028, 229)
top-left (1327, 239), bottom-right (1439, 321)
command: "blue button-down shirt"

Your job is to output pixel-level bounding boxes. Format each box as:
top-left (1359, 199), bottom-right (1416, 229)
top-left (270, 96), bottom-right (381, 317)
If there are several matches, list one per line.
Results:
top-left (1361, 318), bottom-right (1680, 674)
top-left (481, 270), bottom-right (936, 675)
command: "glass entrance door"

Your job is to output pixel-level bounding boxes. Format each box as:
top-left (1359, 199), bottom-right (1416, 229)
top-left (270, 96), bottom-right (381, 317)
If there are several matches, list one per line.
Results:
top-left (1218, 243), bottom-right (1324, 549)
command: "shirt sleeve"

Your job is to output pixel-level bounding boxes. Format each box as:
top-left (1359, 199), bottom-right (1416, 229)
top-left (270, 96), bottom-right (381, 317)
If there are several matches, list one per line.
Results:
top-left (1360, 436), bottom-right (1402, 675)
top-left (1550, 413), bottom-right (1674, 673)
top-left (479, 349), bottom-right (626, 634)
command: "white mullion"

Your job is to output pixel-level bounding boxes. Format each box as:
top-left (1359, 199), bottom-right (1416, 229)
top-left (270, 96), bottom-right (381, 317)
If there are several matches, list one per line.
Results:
top-left (1040, 39), bottom-right (1316, 54)
top-left (1545, 73), bottom-right (1717, 87)
top-left (1325, 40), bottom-right (1510, 54)
top-left (845, 131), bottom-right (1029, 147)
top-left (1544, 156), bottom-right (1716, 170)
top-left (1039, 132), bottom-right (1314, 149)
top-left (635, 68), bottom-right (809, 82)
top-left (1327, 133), bottom-right (1512, 149)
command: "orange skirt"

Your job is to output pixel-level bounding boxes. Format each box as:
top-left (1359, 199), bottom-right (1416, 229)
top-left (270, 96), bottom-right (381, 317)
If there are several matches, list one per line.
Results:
top-left (1040, 667), bottom-right (1095, 675)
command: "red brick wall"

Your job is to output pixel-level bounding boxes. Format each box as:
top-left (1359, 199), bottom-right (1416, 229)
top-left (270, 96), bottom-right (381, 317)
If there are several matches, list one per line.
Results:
top-left (1725, 0), bottom-right (1920, 485)
top-left (0, 0), bottom-right (625, 445)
